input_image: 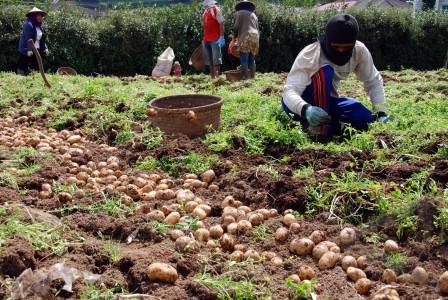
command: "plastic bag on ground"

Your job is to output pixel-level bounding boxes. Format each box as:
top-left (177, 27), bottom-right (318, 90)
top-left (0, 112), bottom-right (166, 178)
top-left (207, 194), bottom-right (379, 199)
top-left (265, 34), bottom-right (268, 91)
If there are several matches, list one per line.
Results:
top-left (11, 262), bottom-right (101, 299)
top-left (151, 47), bottom-right (175, 78)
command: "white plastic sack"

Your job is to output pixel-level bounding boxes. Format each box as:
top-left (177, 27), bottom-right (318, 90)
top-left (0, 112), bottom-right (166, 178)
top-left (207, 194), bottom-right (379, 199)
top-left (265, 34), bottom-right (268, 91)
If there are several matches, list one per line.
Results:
top-left (151, 47), bottom-right (175, 77)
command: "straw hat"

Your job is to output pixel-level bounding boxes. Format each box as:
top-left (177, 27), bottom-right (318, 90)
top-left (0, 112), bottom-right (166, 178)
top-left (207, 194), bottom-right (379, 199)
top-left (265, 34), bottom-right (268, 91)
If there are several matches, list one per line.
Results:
top-left (235, 0), bottom-right (256, 11)
top-left (26, 7), bottom-right (47, 17)
top-left (203, 0), bottom-right (217, 7)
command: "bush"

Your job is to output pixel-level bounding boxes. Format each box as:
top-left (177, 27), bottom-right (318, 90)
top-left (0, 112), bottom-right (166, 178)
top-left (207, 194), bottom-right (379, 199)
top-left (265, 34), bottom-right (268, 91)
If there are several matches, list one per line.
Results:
top-left (0, 3), bottom-right (446, 75)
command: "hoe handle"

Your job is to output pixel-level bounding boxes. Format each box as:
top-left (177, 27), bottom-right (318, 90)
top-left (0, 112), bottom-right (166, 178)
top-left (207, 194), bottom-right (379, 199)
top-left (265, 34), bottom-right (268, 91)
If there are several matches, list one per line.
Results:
top-left (27, 39), bottom-right (51, 88)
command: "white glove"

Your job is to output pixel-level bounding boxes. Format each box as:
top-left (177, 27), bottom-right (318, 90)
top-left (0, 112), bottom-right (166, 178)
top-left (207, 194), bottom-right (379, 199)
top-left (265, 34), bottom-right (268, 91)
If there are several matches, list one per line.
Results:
top-left (44, 49), bottom-right (49, 56)
top-left (27, 51), bottom-right (33, 57)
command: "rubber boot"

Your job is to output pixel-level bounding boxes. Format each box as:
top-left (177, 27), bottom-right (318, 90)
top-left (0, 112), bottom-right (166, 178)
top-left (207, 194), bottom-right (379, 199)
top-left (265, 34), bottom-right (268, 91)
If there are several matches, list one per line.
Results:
top-left (240, 67), bottom-right (249, 80)
top-left (249, 65), bottom-right (256, 79)
top-left (210, 65), bottom-right (216, 79)
top-left (214, 65), bottom-right (221, 78)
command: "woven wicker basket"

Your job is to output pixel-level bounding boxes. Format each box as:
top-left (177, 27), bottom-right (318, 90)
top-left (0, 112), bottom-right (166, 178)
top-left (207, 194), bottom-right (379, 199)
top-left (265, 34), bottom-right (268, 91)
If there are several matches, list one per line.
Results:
top-left (189, 46), bottom-right (205, 71)
top-left (147, 94), bottom-right (223, 138)
top-left (57, 67), bottom-right (77, 76)
top-left (225, 70), bottom-right (241, 82)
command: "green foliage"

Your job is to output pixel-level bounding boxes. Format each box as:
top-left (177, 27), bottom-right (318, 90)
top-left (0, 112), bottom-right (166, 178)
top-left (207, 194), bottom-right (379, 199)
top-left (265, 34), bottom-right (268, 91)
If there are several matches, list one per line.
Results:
top-left (135, 156), bottom-right (158, 170)
top-left (0, 171), bottom-right (18, 190)
top-left (0, 4), bottom-right (447, 74)
top-left (52, 196), bottom-right (135, 218)
top-left (384, 253), bottom-right (409, 273)
top-left (158, 152), bottom-right (218, 177)
top-left (285, 278), bottom-right (317, 300)
top-left (103, 240), bottom-right (122, 262)
top-left (80, 283), bottom-right (127, 300)
top-left (251, 224), bottom-right (271, 242)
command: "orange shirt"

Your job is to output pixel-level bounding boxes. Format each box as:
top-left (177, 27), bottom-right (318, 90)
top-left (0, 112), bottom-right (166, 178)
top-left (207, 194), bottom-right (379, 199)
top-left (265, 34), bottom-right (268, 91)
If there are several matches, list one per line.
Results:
top-left (202, 6), bottom-right (224, 42)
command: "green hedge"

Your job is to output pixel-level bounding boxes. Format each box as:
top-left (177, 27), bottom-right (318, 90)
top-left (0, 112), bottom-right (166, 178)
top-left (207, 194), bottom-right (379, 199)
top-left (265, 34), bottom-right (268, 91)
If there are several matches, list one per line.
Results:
top-left (0, 3), bottom-right (447, 75)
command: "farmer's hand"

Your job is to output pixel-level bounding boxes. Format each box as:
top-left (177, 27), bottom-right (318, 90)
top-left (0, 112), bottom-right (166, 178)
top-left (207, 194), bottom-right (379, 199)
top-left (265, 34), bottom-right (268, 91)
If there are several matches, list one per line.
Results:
top-left (216, 36), bottom-right (225, 47)
top-left (305, 105), bottom-right (331, 127)
top-left (27, 51), bottom-right (33, 57)
top-left (44, 49), bottom-right (49, 56)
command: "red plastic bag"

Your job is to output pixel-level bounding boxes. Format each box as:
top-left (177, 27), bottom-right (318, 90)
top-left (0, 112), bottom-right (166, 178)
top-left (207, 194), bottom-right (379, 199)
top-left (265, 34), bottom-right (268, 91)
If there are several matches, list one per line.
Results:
top-left (228, 39), bottom-right (240, 58)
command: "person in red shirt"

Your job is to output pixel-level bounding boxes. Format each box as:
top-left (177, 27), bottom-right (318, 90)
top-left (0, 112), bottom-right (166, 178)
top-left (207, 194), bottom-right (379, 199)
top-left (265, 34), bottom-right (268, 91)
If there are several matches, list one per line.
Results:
top-left (201, 0), bottom-right (225, 79)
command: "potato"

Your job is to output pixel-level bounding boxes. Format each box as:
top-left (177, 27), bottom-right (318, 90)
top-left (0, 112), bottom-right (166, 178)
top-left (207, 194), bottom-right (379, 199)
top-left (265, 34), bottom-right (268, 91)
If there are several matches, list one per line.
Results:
top-left (184, 173), bottom-right (198, 180)
top-left (161, 205), bottom-right (175, 216)
top-left (222, 196), bottom-right (236, 208)
top-left (198, 204), bottom-right (211, 216)
top-left (164, 212), bottom-right (181, 225)
top-left (249, 213), bottom-right (264, 226)
top-left (275, 227), bottom-right (289, 242)
top-left (244, 250), bottom-right (261, 262)
top-left (371, 288), bottom-right (400, 300)
top-left (56, 192), bottom-right (72, 203)
top-left (201, 170), bottom-right (216, 183)
top-left (269, 209), bottom-right (278, 218)
top-left (340, 227), bottom-right (356, 246)
top-left (134, 177), bottom-right (147, 188)
top-left (382, 269), bottom-right (397, 284)
top-left (290, 238), bottom-right (315, 256)
top-left (194, 228), bottom-right (210, 242)
top-left (289, 223), bottom-right (301, 234)
top-left (184, 201), bottom-right (198, 213)
top-left (175, 236), bottom-right (196, 252)
top-left (227, 223), bottom-right (238, 235)
top-left (384, 240), bottom-right (399, 253)
top-left (257, 209), bottom-right (270, 220)
top-left (220, 234), bottom-right (235, 252)
top-left (192, 207), bottom-right (207, 220)
top-left (177, 189), bottom-right (195, 203)
top-left (239, 206), bottom-right (252, 214)
top-left (141, 191), bottom-right (156, 202)
top-left (298, 266), bottom-right (316, 280)
top-left (209, 184), bottom-right (219, 192)
top-left (210, 225), bottom-right (224, 239)
top-left (411, 267), bottom-right (428, 285)
top-left (283, 214), bottom-right (296, 226)
top-left (237, 220), bottom-right (252, 233)
top-left (136, 203), bottom-right (152, 214)
top-left (169, 229), bottom-right (185, 241)
top-left (234, 244), bottom-right (247, 252)
top-left (309, 230), bottom-right (326, 244)
top-left (347, 267), bottom-right (367, 282)
top-left (354, 278), bottom-right (373, 295)
top-left (356, 256), bottom-right (368, 270)
top-left (207, 240), bottom-right (217, 250)
top-left (289, 274), bottom-right (301, 284)
top-left (439, 271), bottom-right (448, 294)
top-left (223, 207), bottom-right (238, 219)
top-left (147, 263), bottom-right (178, 283)
top-left (229, 250), bottom-right (244, 262)
top-left (271, 256), bottom-right (283, 266)
top-left (312, 244), bottom-right (329, 260)
top-left (341, 256), bottom-right (357, 271)
top-left (397, 273), bottom-right (411, 284)
top-left (261, 251), bottom-right (277, 260)
top-left (318, 251), bottom-right (339, 270)
top-left (41, 183), bottom-right (52, 192)
top-left (222, 215), bottom-right (236, 228)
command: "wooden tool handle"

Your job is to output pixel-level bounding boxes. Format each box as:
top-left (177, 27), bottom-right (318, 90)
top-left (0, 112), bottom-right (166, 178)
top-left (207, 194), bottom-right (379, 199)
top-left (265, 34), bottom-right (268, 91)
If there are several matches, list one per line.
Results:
top-left (27, 39), bottom-right (51, 88)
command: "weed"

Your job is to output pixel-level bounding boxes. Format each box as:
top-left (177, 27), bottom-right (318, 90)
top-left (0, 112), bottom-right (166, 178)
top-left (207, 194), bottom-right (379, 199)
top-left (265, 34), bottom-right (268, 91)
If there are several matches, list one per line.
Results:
top-left (384, 253), bottom-right (409, 273)
top-left (258, 164), bottom-right (280, 179)
top-left (135, 156), bottom-right (158, 171)
top-left (151, 221), bottom-right (171, 236)
top-left (0, 171), bottom-right (18, 190)
top-left (52, 196), bottom-right (134, 218)
top-left (103, 240), bottom-right (122, 262)
top-left (293, 165), bottom-right (314, 179)
top-left (285, 277), bottom-right (317, 300)
top-left (158, 152), bottom-right (218, 177)
top-left (251, 224), bottom-right (271, 242)
top-left (80, 283), bottom-right (127, 300)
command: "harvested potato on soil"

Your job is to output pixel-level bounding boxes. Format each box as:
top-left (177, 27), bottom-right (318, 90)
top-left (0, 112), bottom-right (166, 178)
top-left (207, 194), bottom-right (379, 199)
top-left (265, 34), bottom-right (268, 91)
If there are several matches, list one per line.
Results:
top-left (341, 256), bottom-right (358, 271)
top-left (290, 238), bottom-right (315, 256)
top-left (289, 274), bottom-right (301, 284)
top-left (249, 213), bottom-right (263, 226)
top-left (411, 267), bottom-right (428, 285)
top-left (237, 220), bottom-right (252, 233)
top-left (309, 230), bottom-right (326, 244)
top-left (340, 227), bottom-right (356, 246)
top-left (194, 228), bottom-right (210, 242)
top-left (347, 267), bottom-right (367, 282)
top-left (165, 212), bottom-right (181, 225)
top-left (175, 236), bottom-right (196, 252)
top-left (283, 214), bottom-right (296, 226)
top-left (356, 256), bottom-right (368, 269)
top-left (275, 227), bottom-right (289, 242)
top-left (371, 288), bottom-right (400, 300)
top-left (384, 240), bottom-right (399, 253)
top-left (209, 225), bottom-right (224, 238)
top-left (354, 278), bottom-right (373, 295)
top-left (230, 250), bottom-right (244, 262)
top-left (271, 256), bottom-right (283, 266)
top-left (220, 233), bottom-right (235, 252)
top-left (169, 229), bottom-right (185, 241)
top-left (397, 273), bottom-right (412, 284)
top-left (312, 243), bottom-right (329, 260)
top-left (439, 271), bottom-right (448, 294)
top-left (318, 251), bottom-right (339, 270)
top-left (244, 250), bottom-right (261, 262)
top-left (289, 222), bottom-right (301, 233)
top-left (382, 269), bottom-right (397, 284)
top-left (200, 169), bottom-right (215, 183)
top-left (298, 265), bottom-right (316, 280)
top-left (147, 263), bottom-right (178, 283)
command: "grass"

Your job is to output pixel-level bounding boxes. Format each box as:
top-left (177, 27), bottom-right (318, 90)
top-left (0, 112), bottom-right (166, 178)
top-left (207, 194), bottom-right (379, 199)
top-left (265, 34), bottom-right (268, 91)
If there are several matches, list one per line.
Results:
top-left (384, 253), bottom-right (409, 273)
top-left (285, 278), bottom-right (317, 300)
top-left (151, 216), bottom-right (200, 236)
top-left (158, 152), bottom-right (219, 177)
top-left (80, 283), bottom-right (127, 300)
top-left (51, 196), bottom-right (135, 218)
top-left (0, 208), bottom-right (80, 255)
top-left (251, 224), bottom-right (271, 243)
top-left (102, 240), bottom-right (122, 262)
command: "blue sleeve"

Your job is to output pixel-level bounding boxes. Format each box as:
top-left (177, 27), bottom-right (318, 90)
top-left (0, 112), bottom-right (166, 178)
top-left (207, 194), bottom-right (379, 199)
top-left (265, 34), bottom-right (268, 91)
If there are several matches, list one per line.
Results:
top-left (20, 22), bottom-right (34, 52)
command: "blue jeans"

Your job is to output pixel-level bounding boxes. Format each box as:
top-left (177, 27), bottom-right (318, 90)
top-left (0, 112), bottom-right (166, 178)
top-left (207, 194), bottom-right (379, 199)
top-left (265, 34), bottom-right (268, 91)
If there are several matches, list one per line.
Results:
top-left (282, 65), bottom-right (375, 135)
top-left (202, 40), bottom-right (222, 66)
top-left (240, 52), bottom-right (255, 68)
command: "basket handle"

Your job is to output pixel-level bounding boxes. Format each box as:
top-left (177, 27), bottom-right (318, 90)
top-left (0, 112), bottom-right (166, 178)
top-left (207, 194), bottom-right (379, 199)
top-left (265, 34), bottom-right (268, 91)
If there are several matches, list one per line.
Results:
top-left (147, 108), bottom-right (158, 117)
top-left (185, 110), bottom-right (197, 122)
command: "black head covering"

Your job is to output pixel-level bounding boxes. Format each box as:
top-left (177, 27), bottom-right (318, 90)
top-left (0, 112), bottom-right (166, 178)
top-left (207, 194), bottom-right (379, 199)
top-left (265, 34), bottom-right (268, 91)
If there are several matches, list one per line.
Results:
top-left (319, 14), bottom-right (359, 66)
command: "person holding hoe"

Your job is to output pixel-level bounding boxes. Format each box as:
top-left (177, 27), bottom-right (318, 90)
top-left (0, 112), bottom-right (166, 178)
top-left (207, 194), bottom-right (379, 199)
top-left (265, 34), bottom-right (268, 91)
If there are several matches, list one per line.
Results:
top-left (232, 0), bottom-right (259, 80)
top-left (282, 14), bottom-right (391, 138)
top-left (201, 0), bottom-right (225, 79)
top-left (17, 7), bottom-right (49, 75)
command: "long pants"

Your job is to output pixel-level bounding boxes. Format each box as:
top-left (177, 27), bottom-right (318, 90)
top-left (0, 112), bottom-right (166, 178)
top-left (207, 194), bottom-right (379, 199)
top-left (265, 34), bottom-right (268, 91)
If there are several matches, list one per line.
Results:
top-left (17, 50), bottom-right (45, 75)
top-left (282, 65), bottom-right (375, 135)
top-left (240, 52), bottom-right (255, 68)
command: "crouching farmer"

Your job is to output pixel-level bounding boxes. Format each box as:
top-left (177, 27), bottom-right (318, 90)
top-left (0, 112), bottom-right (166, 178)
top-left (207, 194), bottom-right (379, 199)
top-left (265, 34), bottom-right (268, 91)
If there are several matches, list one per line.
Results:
top-left (282, 14), bottom-right (390, 137)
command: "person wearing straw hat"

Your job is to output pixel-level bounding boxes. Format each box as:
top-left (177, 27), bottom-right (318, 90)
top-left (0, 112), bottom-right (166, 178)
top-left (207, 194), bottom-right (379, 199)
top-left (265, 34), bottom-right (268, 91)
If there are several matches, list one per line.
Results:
top-left (17, 7), bottom-right (49, 75)
top-left (233, 0), bottom-right (259, 80)
top-left (201, 0), bottom-right (225, 79)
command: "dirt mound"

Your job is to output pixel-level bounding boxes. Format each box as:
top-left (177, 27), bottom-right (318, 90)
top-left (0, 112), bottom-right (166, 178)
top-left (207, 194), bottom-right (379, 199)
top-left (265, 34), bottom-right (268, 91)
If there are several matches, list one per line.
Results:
top-left (431, 160), bottom-right (448, 184)
top-left (0, 237), bottom-right (36, 277)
